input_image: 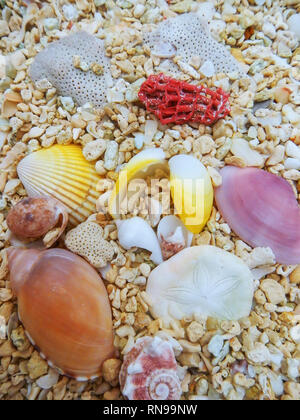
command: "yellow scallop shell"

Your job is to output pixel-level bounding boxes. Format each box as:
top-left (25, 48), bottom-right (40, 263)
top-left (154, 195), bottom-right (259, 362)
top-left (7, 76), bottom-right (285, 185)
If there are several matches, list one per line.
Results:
top-left (17, 145), bottom-right (100, 226)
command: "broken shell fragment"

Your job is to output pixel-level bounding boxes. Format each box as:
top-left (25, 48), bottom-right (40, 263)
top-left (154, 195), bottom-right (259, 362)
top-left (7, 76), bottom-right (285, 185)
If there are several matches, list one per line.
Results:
top-left (157, 215), bottom-right (193, 260)
top-left (119, 336), bottom-right (182, 400)
top-left (7, 247), bottom-right (115, 380)
top-left (143, 13), bottom-right (244, 76)
top-left (29, 31), bottom-right (112, 107)
top-left (290, 266), bottom-right (300, 285)
top-left (215, 166), bottom-right (300, 265)
top-left (7, 197), bottom-right (68, 248)
top-left (146, 246), bottom-right (254, 325)
top-left (116, 217), bottom-right (163, 265)
top-left (169, 154), bottom-right (213, 234)
top-left (108, 148), bottom-right (168, 219)
top-left (17, 145), bottom-right (100, 226)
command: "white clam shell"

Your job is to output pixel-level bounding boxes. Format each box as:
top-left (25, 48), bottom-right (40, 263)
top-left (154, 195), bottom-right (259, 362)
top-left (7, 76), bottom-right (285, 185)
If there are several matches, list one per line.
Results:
top-left (116, 217), bottom-right (163, 265)
top-left (157, 215), bottom-right (193, 249)
top-left (146, 245), bottom-right (254, 325)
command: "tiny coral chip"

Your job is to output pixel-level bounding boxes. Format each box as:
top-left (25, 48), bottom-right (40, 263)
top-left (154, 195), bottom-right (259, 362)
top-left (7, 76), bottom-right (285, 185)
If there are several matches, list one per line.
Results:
top-left (138, 73), bottom-right (231, 125)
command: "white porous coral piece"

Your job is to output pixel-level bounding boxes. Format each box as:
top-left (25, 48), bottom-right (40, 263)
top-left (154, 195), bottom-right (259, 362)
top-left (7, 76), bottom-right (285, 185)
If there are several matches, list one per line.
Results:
top-left (119, 336), bottom-right (182, 400)
top-left (143, 13), bottom-right (244, 76)
top-left (29, 32), bottom-right (112, 107)
top-left (64, 221), bottom-right (114, 268)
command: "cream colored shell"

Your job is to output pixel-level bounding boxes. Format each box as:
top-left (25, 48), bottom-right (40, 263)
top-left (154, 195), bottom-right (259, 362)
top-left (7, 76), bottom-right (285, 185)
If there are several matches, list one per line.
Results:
top-left (146, 245), bottom-right (254, 325)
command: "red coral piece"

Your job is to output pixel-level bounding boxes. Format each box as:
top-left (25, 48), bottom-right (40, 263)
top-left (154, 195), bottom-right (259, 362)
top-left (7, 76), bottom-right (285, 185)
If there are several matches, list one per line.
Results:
top-left (138, 73), bottom-right (231, 125)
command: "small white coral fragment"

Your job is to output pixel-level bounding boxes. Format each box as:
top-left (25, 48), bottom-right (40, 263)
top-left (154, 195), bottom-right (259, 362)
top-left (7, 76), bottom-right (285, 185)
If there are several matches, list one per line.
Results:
top-left (29, 32), bottom-right (112, 107)
top-left (65, 221), bottom-right (114, 268)
top-left (199, 60), bottom-right (215, 78)
top-left (82, 139), bottom-right (107, 161)
top-left (231, 137), bottom-right (265, 167)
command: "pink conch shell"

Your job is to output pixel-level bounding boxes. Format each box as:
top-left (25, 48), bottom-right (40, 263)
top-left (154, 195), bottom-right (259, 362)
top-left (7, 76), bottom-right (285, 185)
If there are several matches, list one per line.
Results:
top-left (7, 247), bottom-right (115, 380)
top-left (215, 166), bottom-right (300, 265)
top-left (119, 336), bottom-right (182, 400)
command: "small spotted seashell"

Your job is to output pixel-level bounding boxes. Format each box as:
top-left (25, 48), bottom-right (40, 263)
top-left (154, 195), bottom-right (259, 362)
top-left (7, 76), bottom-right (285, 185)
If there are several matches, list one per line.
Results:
top-left (119, 336), bottom-right (182, 400)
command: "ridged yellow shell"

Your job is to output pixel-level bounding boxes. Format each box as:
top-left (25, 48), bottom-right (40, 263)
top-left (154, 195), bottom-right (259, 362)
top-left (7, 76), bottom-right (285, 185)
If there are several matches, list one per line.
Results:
top-left (17, 145), bottom-right (100, 226)
top-left (109, 148), bottom-right (168, 218)
top-left (169, 155), bottom-right (213, 234)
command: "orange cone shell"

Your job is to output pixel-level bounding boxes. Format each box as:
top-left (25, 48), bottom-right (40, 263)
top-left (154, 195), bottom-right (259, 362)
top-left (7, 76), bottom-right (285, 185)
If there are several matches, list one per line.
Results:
top-left (7, 247), bottom-right (115, 380)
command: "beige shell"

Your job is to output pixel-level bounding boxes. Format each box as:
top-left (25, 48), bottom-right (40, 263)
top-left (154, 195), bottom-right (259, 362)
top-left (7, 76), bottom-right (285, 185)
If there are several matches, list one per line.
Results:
top-left (17, 145), bottom-right (100, 226)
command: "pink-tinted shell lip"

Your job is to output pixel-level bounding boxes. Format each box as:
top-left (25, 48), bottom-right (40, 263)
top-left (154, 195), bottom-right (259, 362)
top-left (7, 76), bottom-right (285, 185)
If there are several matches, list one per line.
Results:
top-left (215, 166), bottom-right (300, 265)
top-left (7, 196), bottom-right (69, 249)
